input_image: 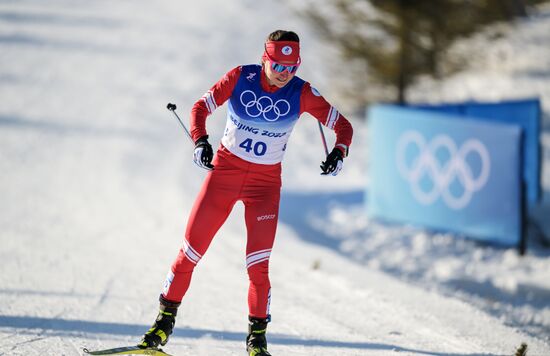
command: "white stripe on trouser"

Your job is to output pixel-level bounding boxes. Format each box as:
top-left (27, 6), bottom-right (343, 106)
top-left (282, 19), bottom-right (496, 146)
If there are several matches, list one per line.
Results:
top-left (162, 270), bottom-right (175, 296)
top-left (182, 239), bottom-right (202, 265)
top-left (266, 288), bottom-right (271, 315)
top-left (246, 249), bottom-right (271, 269)
top-left (325, 107), bottom-right (339, 129)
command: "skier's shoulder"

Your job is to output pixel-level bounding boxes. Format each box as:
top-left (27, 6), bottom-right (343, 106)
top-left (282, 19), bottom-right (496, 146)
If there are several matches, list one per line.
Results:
top-left (240, 64), bottom-right (262, 74)
top-left (291, 74), bottom-right (306, 87)
top-left (296, 79), bottom-right (324, 100)
top-left (228, 64), bottom-right (262, 86)
top-left (294, 75), bottom-right (310, 89)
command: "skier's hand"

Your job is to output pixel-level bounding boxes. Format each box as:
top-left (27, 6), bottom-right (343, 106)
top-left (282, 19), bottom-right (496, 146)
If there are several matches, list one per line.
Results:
top-left (320, 147), bottom-right (343, 176)
top-left (193, 135), bottom-right (214, 170)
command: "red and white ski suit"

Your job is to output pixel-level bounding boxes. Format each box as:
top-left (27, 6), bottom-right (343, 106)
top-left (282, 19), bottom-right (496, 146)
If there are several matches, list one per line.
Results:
top-left (162, 65), bottom-right (353, 319)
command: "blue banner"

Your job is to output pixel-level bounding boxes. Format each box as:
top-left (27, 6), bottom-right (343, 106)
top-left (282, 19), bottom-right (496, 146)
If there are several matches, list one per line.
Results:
top-left (409, 98), bottom-right (540, 205)
top-left (367, 105), bottom-right (523, 246)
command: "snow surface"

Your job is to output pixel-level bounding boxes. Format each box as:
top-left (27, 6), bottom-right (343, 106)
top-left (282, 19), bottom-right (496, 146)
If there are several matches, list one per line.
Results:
top-left (0, 1), bottom-right (549, 355)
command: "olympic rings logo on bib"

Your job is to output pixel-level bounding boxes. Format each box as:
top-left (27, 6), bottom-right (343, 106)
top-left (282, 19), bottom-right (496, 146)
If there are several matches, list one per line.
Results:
top-left (240, 90), bottom-right (291, 122)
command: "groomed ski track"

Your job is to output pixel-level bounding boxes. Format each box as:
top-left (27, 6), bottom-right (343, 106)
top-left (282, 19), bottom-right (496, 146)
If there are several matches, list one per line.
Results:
top-left (0, 1), bottom-right (549, 355)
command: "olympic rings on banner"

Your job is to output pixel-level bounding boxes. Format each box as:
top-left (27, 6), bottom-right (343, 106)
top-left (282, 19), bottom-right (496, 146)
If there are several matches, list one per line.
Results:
top-left (396, 130), bottom-right (491, 210)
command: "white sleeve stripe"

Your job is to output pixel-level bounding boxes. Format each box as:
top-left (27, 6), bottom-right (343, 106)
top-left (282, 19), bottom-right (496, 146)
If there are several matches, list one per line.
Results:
top-left (202, 90), bottom-right (217, 113)
top-left (200, 98), bottom-right (208, 113)
top-left (325, 107), bottom-right (332, 127)
top-left (203, 91), bottom-right (212, 112)
top-left (208, 92), bottom-right (217, 112)
top-left (336, 143), bottom-right (349, 157)
top-left (325, 107), bottom-right (339, 129)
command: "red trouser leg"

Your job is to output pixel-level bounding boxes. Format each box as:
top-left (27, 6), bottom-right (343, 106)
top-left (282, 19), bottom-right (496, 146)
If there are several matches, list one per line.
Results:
top-left (161, 162), bottom-right (241, 302)
top-left (243, 168), bottom-right (281, 319)
top-left (161, 147), bottom-right (281, 319)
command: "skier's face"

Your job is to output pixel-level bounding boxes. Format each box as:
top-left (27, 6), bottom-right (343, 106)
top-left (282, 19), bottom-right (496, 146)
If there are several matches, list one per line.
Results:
top-left (264, 60), bottom-right (296, 88)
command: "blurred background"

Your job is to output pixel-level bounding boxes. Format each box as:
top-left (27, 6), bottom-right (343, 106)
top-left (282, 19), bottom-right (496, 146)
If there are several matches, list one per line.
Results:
top-left (292, 0), bottom-right (550, 116)
top-left (0, 0), bottom-right (549, 354)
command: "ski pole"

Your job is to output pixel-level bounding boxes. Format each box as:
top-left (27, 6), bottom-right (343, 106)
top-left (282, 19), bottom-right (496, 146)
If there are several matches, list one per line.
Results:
top-left (318, 121), bottom-right (329, 156)
top-left (167, 103), bottom-right (193, 143)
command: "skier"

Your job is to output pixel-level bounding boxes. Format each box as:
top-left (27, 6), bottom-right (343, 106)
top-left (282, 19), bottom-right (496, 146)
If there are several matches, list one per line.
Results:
top-left (140, 30), bottom-right (353, 356)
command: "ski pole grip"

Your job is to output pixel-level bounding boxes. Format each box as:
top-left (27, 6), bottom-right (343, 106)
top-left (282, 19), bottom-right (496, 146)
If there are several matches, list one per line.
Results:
top-left (167, 103), bottom-right (177, 111)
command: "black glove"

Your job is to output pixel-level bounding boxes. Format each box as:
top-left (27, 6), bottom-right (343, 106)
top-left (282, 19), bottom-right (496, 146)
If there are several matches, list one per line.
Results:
top-left (320, 148), bottom-right (343, 176)
top-left (193, 135), bottom-right (214, 170)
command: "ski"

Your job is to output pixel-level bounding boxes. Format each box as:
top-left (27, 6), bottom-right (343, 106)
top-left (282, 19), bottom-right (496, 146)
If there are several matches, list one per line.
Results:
top-left (82, 346), bottom-right (173, 356)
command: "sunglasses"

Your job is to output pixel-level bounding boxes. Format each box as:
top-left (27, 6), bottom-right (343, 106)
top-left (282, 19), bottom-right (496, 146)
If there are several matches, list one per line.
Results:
top-left (270, 60), bottom-right (300, 74)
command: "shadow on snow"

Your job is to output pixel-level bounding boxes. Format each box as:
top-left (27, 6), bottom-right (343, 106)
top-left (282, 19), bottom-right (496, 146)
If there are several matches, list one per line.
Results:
top-left (0, 315), bottom-right (504, 356)
top-left (279, 189), bottom-right (364, 251)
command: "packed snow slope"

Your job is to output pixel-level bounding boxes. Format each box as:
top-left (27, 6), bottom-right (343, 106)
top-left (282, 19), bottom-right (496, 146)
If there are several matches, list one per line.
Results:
top-left (0, 1), bottom-right (549, 355)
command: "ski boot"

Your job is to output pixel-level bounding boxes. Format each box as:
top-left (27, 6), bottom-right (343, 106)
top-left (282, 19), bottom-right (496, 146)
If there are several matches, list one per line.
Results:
top-left (139, 295), bottom-right (181, 349)
top-left (246, 316), bottom-right (271, 356)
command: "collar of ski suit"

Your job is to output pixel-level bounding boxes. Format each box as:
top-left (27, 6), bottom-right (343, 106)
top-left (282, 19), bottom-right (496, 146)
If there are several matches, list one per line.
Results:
top-left (260, 68), bottom-right (282, 93)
